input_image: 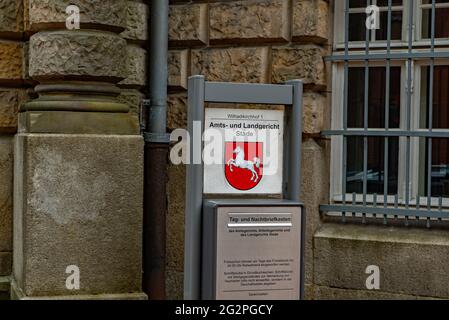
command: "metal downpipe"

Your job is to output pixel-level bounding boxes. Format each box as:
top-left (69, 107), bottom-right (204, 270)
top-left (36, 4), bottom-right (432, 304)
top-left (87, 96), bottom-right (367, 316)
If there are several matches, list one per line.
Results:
top-left (143, 0), bottom-right (169, 299)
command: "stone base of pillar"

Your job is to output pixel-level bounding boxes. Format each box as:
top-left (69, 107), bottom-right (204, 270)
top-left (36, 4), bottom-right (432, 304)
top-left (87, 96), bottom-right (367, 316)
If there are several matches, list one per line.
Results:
top-left (12, 133), bottom-right (145, 300)
top-left (10, 280), bottom-right (147, 300)
top-left (0, 276), bottom-right (10, 300)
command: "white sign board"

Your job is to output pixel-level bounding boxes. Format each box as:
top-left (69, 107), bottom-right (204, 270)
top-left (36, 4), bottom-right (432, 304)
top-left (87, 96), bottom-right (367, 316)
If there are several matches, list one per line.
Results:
top-left (203, 108), bottom-right (284, 194)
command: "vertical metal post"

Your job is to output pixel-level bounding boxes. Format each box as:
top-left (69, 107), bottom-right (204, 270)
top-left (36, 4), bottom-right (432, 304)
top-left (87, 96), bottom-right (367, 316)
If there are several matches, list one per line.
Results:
top-left (404, 0), bottom-right (414, 223)
top-left (143, 0), bottom-right (169, 299)
top-left (184, 75), bottom-right (205, 300)
top-left (285, 80), bottom-right (304, 300)
top-left (383, 0), bottom-right (392, 222)
top-left (362, 0), bottom-right (371, 222)
top-left (147, 0), bottom-right (169, 134)
top-left (285, 80), bottom-right (304, 201)
top-left (342, 0), bottom-right (350, 220)
top-left (427, 0), bottom-right (436, 222)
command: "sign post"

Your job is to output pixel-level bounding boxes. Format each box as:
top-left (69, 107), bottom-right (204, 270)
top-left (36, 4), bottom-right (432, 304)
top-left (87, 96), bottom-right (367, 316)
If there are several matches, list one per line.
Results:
top-left (184, 75), bottom-right (304, 300)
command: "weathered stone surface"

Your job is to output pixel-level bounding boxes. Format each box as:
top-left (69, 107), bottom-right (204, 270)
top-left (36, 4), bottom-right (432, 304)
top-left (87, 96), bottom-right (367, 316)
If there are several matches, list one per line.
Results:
top-left (0, 41), bottom-right (23, 82)
top-left (301, 139), bottom-right (327, 285)
top-left (310, 285), bottom-right (438, 300)
top-left (168, 50), bottom-right (189, 89)
top-left (13, 134), bottom-right (144, 297)
top-left (210, 0), bottom-right (289, 44)
top-left (293, 0), bottom-right (329, 43)
top-left (191, 47), bottom-right (269, 83)
top-left (121, 1), bottom-right (149, 42)
top-left (166, 270), bottom-right (183, 300)
top-left (28, 0), bottom-right (127, 33)
top-left (165, 142), bottom-right (186, 300)
top-left (314, 223), bottom-right (449, 299)
top-left (166, 163), bottom-right (185, 272)
top-left (167, 94), bottom-right (187, 130)
top-left (118, 89), bottom-right (144, 117)
top-left (0, 0), bottom-right (23, 38)
top-left (0, 89), bottom-right (27, 133)
top-left (271, 45), bottom-right (326, 88)
top-left (0, 253), bottom-right (12, 276)
top-left (22, 41), bottom-right (31, 82)
top-left (303, 92), bottom-right (326, 135)
top-left (23, 0), bottom-right (30, 32)
top-left (0, 137), bottom-right (13, 256)
top-left (119, 45), bottom-right (147, 88)
top-left (0, 276), bottom-right (10, 300)
top-left (29, 31), bottom-right (127, 82)
top-left (18, 111), bottom-right (140, 135)
top-left (11, 282), bottom-right (147, 300)
top-left (169, 3), bottom-right (207, 46)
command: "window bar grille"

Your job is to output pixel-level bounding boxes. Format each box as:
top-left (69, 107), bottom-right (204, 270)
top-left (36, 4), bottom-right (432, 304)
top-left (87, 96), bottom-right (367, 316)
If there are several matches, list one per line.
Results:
top-left (361, 0), bottom-right (371, 224)
top-left (427, 0), bottom-right (436, 228)
top-left (352, 192), bottom-right (356, 217)
top-left (321, 0), bottom-right (449, 225)
top-left (394, 194), bottom-right (399, 219)
top-left (383, 0), bottom-right (393, 225)
top-left (341, 0), bottom-right (350, 223)
top-left (327, 52), bottom-right (449, 61)
top-left (405, 0), bottom-right (414, 222)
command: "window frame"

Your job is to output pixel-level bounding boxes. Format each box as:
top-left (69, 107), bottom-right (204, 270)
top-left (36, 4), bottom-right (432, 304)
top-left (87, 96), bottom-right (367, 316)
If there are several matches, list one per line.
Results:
top-left (329, 0), bottom-right (449, 213)
top-left (330, 60), bottom-right (408, 205)
top-left (334, 0), bottom-right (449, 49)
top-left (412, 59), bottom-right (449, 207)
top-left (417, 0), bottom-right (449, 43)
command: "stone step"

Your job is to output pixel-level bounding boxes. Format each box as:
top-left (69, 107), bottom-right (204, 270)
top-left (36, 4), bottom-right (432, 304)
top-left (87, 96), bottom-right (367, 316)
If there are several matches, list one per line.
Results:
top-left (0, 276), bottom-right (10, 300)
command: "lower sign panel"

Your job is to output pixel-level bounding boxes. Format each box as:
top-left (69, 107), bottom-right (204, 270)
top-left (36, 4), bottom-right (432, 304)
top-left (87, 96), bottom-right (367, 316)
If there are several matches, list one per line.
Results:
top-left (202, 200), bottom-right (303, 300)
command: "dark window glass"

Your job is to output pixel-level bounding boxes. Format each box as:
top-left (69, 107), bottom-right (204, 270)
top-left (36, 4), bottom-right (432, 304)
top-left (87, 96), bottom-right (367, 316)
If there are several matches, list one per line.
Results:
top-left (349, 13), bottom-right (369, 41)
top-left (425, 138), bottom-right (449, 198)
top-left (347, 137), bottom-right (399, 194)
top-left (348, 1), bottom-right (403, 41)
top-left (375, 11), bottom-right (403, 40)
top-left (421, 66), bottom-right (449, 129)
top-left (422, 8), bottom-right (449, 39)
top-left (348, 67), bottom-right (401, 128)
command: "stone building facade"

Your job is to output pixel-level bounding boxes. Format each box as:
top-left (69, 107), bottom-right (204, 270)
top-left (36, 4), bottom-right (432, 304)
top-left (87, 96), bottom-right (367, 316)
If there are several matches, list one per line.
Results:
top-left (1, 0), bottom-right (449, 300)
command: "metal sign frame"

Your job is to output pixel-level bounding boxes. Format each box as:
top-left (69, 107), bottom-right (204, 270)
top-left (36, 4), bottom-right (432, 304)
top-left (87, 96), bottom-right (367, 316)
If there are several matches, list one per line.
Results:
top-left (184, 75), bottom-right (304, 300)
top-left (202, 199), bottom-right (304, 300)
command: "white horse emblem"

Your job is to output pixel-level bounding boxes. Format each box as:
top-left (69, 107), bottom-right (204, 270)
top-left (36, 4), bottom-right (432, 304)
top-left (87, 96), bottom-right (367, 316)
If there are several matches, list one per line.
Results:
top-left (227, 146), bottom-right (261, 182)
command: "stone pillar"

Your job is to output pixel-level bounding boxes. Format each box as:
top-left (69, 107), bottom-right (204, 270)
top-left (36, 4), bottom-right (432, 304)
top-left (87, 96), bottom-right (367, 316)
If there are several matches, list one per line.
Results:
top-left (11, 0), bottom-right (146, 300)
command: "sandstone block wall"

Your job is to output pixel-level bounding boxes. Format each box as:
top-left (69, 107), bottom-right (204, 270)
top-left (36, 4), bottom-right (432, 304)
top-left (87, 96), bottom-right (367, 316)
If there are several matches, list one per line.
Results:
top-left (119, 0), bottom-right (149, 120)
top-left (166, 0), bottom-right (331, 299)
top-left (0, 0), bottom-right (28, 278)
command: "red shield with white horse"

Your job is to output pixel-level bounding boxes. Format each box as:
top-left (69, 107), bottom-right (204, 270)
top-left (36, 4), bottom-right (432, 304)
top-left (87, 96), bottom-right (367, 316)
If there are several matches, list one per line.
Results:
top-left (225, 142), bottom-right (263, 191)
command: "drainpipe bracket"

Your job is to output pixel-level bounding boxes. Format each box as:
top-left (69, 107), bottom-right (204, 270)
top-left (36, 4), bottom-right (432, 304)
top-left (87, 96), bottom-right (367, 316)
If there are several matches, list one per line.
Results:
top-left (144, 132), bottom-right (170, 144)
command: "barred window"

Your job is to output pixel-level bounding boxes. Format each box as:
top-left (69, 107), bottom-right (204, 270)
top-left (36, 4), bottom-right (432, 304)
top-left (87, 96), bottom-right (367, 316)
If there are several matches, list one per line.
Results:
top-left (322, 0), bottom-right (449, 226)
